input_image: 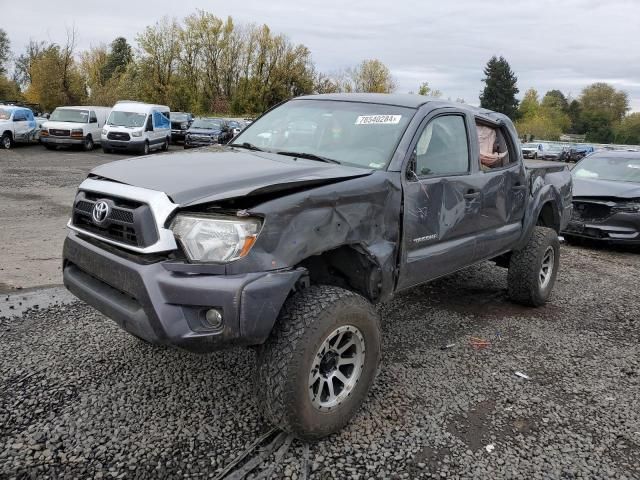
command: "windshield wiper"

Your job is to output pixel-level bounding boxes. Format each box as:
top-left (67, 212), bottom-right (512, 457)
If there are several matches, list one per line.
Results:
top-left (228, 142), bottom-right (263, 151)
top-left (275, 151), bottom-right (340, 164)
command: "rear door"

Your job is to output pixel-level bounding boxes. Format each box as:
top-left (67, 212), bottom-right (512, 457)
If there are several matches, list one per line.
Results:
top-left (12, 109), bottom-right (29, 141)
top-left (397, 109), bottom-right (487, 290)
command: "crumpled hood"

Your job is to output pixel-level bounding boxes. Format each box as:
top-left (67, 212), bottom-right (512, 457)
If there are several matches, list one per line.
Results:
top-left (573, 177), bottom-right (640, 199)
top-left (90, 147), bottom-right (374, 205)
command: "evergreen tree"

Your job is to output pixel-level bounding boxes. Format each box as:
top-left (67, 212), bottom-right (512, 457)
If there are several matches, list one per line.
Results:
top-left (479, 56), bottom-right (519, 119)
top-left (101, 37), bottom-right (133, 83)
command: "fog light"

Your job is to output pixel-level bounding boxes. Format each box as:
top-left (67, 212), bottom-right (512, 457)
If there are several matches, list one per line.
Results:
top-left (204, 308), bottom-right (223, 329)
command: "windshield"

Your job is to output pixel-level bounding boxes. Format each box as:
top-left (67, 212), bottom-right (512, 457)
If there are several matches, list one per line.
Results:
top-left (107, 111), bottom-right (147, 128)
top-left (234, 99), bottom-right (415, 169)
top-left (574, 156), bottom-right (640, 183)
top-left (50, 108), bottom-right (89, 123)
top-left (191, 119), bottom-right (221, 129)
top-left (0, 109), bottom-right (12, 120)
top-left (171, 113), bottom-right (190, 122)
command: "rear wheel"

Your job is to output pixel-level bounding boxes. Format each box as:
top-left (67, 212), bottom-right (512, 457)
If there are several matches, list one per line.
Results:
top-left (1, 132), bottom-right (13, 149)
top-left (256, 285), bottom-right (381, 440)
top-left (508, 226), bottom-right (560, 306)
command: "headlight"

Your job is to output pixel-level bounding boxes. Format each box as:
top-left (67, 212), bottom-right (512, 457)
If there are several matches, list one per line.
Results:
top-left (171, 214), bottom-right (262, 262)
top-left (102, 128), bottom-right (107, 136)
top-left (71, 128), bottom-right (83, 137)
top-left (131, 131), bottom-right (142, 137)
top-left (613, 202), bottom-right (640, 213)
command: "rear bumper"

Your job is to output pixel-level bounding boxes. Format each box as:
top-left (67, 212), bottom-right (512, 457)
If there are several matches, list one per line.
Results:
top-left (62, 232), bottom-right (304, 352)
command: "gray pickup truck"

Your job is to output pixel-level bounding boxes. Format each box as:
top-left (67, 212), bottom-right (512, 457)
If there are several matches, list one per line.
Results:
top-left (62, 93), bottom-right (572, 440)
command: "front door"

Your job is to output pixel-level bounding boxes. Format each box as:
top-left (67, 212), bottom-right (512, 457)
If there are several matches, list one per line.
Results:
top-left (397, 111), bottom-right (488, 290)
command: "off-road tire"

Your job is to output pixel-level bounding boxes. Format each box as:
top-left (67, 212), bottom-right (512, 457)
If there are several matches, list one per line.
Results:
top-left (508, 226), bottom-right (560, 307)
top-left (256, 285), bottom-right (381, 441)
top-left (1, 132), bottom-right (13, 149)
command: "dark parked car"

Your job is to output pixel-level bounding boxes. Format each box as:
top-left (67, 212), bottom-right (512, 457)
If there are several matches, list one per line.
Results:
top-left (170, 112), bottom-right (193, 143)
top-left (184, 118), bottom-right (233, 149)
top-left (563, 151), bottom-right (640, 244)
top-left (567, 144), bottom-right (595, 163)
top-left (62, 93), bottom-right (572, 440)
top-left (227, 119), bottom-right (246, 137)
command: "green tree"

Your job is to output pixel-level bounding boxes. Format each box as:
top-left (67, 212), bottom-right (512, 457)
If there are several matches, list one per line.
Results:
top-left (614, 113), bottom-right (640, 145)
top-left (479, 55), bottom-right (519, 119)
top-left (348, 59), bottom-right (395, 93)
top-left (0, 29), bottom-right (10, 76)
top-left (101, 37), bottom-right (133, 82)
top-left (518, 88), bottom-right (539, 118)
top-left (417, 81), bottom-right (442, 97)
top-left (579, 82), bottom-right (629, 124)
top-left (567, 99), bottom-right (582, 133)
top-left (541, 90), bottom-right (569, 113)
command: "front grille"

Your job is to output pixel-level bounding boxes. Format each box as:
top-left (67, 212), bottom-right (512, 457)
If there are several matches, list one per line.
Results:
top-left (71, 192), bottom-right (158, 248)
top-left (107, 132), bottom-right (131, 141)
top-left (74, 215), bottom-right (139, 246)
top-left (190, 135), bottom-right (213, 141)
top-left (50, 129), bottom-right (70, 136)
top-left (572, 201), bottom-right (612, 222)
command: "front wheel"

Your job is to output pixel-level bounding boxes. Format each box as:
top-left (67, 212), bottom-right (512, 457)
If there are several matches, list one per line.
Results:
top-left (508, 226), bottom-right (560, 307)
top-left (141, 141), bottom-right (149, 156)
top-left (83, 136), bottom-right (94, 151)
top-left (162, 138), bottom-right (169, 151)
top-left (256, 285), bottom-right (381, 440)
top-left (1, 132), bottom-right (13, 149)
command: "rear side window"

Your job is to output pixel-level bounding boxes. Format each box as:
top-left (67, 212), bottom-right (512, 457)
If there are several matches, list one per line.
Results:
top-left (414, 115), bottom-right (470, 176)
top-left (13, 110), bottom-right (26, 121)
top-left (153, 111), bottom-right (170, 129)
top-left (90, 111), bottom-right (98, 123)
top-left (477, 122), bottom-right (515, 170)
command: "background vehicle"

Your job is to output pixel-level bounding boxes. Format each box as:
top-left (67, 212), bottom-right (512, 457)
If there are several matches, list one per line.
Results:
top-left (102, 101), bottom-right (170, 155)
top-left (568, 144), bottom-right (595, 162)
top-left (521, 142), bottom-right (543, 159)
top-left (62, 93), bottom-right (572, 440)
top-left (41, 106), bottom-right (111, 151)
top-left (541, 144), bottom-right (564, 160)
top-left (183, 117), bottom-right (227, 149)
top-left (170, 112), bottom-right (193, 144)
top-left (563, 151), bottom-right (640, 244)
top-left (0, 105), bottom-right (39, 149)
top-left (227, 119), bottom-right (246, 137)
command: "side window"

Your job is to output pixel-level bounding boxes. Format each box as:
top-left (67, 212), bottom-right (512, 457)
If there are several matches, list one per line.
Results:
top-left (89, 111), bottom-right (98, 123)
top-left (13, 110), bottom-right (26, 121)
top-left (152, 111), bottom-right (170, 129)
top-left (476, 122), bottom-right (515, 170)
top-left (414, 115), bottom-right (469, 176)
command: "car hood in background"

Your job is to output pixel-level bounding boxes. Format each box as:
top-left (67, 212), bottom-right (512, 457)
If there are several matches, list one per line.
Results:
top-left (187, 127), bottom-right (222, 135)
top-left (89, 147), bottom-right (374, 205)
top-left (43, 121), bottom-right (87, 130)
top-left (573, 177), bottom-right (640, 199)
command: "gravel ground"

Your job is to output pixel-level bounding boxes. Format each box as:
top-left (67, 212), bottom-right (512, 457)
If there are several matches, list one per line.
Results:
top-left (0, 144), bottom-right (181, 292)
top-left (1, 244), bottom-right (638, 479)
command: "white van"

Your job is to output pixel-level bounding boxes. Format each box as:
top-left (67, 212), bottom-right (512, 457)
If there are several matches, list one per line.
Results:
top-left (102, 101), bottom-right (171, 155)
top-left (41, 106), bottom-right (111, 150)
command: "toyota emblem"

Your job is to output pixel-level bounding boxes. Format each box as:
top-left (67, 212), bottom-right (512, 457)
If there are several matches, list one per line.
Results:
top-left (92, 201), bottom-right (111, 225)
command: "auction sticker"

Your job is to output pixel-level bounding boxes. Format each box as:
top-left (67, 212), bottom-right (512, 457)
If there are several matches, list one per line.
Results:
top-left (355, 115), bottom-right (402, 125)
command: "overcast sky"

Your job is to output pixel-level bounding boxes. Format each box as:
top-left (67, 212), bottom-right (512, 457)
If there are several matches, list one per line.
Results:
top-left (4, 0), bottom-right (639, 111)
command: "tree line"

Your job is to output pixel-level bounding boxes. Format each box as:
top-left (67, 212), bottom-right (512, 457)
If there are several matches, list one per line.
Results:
top-left (0, 18), bottom-right (638, 144)
top-left (479, 56), bottom-right (639, 144)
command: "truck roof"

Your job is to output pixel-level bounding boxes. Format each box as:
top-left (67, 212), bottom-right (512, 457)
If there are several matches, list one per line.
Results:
top-left (113, 101), bottom-right (169, 113)
top-left (294, 93), bottom-right (505, 121)
top-left (54, 106), bottom-right (111, 111)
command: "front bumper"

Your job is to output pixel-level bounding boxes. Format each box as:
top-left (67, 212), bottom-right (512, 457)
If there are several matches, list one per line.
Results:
top-left (171, 130), bottom-right (187, 142)
top-left (63, 232), bottom-right (304, 352)
top-left (41, 136), bottom-right (84, 146)
top-left (562, 212), bottom-right (640, 244)
top-left (102, 139), bottom-right (146, 152)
